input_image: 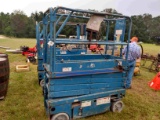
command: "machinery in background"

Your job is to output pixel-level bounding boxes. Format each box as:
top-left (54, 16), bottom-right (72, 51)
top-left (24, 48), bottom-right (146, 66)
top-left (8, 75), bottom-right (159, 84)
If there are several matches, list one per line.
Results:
top-left (20, 45), bottom-right (37, 63)
top-left (141, 53), bottom-right (160, 72)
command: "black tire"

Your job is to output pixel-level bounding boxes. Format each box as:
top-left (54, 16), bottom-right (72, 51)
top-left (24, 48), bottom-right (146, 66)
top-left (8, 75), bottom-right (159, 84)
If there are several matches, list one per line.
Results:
top-left (51, 113), bottom-right (69, 120)
top-left (40, 79), bottom-right (45, 87)
top-left (111, 100), bottom-right (124, 113)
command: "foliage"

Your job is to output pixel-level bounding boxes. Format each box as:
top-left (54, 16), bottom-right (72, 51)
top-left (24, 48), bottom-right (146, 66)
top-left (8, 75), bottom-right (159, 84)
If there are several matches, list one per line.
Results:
top-left (0, 10), bottom-right (35, 38)
top-left (0, 8), bottom-right (160, 43)
top-left (10, 10), bottom-right (28, 37)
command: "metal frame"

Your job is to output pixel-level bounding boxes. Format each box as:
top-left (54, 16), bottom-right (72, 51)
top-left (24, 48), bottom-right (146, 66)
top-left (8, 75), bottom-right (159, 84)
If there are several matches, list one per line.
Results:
top-left (41, 7), bottom-right (131, 73)
top-left (36, 6), bottom-right (132, 120)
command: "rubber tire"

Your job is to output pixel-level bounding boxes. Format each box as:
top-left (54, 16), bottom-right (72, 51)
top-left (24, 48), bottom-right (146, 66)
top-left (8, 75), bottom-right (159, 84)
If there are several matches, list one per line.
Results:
top-left (51, 113), bottom-right (69, 120)
top-left (40, 80), bottom-right (44, 87)
top-left (111, 100), bottom-right (124, 113)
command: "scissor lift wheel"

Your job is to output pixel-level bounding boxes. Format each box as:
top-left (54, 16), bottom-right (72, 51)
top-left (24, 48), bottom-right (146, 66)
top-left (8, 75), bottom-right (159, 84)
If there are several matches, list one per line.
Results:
top-left (111, 100), bottom-right (124, 112)
top-left (51, 113), bottom-right (69, 120)
top-left (40, 79), bottom-right (44, 87)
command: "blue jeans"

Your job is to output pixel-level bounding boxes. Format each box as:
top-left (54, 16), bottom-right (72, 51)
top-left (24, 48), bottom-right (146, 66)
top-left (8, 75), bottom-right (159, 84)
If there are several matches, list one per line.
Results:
top-left (126, 60), bottom-right (136, 88)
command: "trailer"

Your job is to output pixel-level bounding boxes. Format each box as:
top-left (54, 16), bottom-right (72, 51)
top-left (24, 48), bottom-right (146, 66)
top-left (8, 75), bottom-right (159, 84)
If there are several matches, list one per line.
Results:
top-left (39, 7), bottom-right (132, 120)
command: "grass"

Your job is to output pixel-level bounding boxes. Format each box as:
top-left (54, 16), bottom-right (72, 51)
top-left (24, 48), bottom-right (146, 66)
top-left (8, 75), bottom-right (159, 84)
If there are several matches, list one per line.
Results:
top-left (0, 38), bottom-right (160, 120)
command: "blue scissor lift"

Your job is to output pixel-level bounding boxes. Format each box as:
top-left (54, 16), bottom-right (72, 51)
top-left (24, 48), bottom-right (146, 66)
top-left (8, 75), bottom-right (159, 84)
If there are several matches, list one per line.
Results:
top-left (40, 7), bottom-right (132, 120)
top-left (36, 15), bottom-right (88, 86)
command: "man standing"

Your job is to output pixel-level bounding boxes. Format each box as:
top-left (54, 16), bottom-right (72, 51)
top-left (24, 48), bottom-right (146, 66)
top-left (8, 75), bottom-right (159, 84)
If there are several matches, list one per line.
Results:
top-left (123, 37), bottom-right (141, 89)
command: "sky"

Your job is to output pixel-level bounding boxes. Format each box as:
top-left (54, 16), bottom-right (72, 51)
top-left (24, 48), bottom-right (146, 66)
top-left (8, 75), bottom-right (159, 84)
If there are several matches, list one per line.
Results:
top-left (0, 0), bottom-right (160, 17)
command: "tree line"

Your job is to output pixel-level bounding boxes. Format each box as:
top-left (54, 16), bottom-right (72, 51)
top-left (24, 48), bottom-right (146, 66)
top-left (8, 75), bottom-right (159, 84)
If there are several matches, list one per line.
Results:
top-left (0, 9), bottom-right (159, 43)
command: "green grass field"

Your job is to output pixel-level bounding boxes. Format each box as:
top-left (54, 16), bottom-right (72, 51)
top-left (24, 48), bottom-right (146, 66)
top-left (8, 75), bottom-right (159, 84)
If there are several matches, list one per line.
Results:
top-left (0, 38), bottom-right (160, 120)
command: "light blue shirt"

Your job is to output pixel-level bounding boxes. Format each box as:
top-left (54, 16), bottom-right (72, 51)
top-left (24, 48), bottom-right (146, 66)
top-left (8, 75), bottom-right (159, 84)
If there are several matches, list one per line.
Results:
top-left (123, 42), bottom-right (141, 61)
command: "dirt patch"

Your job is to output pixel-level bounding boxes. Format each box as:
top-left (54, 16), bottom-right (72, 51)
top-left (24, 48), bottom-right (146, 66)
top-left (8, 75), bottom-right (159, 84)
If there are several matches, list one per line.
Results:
top-left (0, 35), bottom-right (7, 39)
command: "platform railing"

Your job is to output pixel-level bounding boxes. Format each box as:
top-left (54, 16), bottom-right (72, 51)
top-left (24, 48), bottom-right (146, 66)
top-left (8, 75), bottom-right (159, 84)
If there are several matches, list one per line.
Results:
top-left (38, 7), bottom-right (132, 73)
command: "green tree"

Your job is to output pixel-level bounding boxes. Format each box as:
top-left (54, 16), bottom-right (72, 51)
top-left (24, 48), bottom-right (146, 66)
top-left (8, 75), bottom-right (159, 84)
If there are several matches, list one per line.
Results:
top-left (150, 16), bottom-right (160, 37)
top-left (4, 26), bottom-right (13, 36)
top-left (0, 12), bottom-right (11, 35)
top-left (131, 15), bottom-right (149, 42)
top-left (25, 17), bottom-right (36, 38)
top-left (10, 10), bottom-right (28, 37)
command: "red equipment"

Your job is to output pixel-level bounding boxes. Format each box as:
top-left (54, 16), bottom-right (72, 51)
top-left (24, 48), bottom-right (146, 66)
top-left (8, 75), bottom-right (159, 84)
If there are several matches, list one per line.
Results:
top-left (89, 44), bottom-right (103, 52)
top-left (148, 72), bottom-right (160, 90)
top-left (20, 45), bottom-right (37, 63)
top-left (21, 46), bottom-right (37, 56)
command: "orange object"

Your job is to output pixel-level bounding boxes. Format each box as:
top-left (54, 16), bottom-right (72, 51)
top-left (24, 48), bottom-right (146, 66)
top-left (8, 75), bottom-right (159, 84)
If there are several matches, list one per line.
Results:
top-left (89, 45), bottom-right (103, 52)
top-left (148, 72), bottom-right (160, 90)
top-left (130, 37), bottom-right (138, 42)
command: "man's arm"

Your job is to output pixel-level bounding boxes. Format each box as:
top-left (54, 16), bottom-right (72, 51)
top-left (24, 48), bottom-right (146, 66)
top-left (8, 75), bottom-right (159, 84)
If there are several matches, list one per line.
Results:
top-left (136, 46), bottom-right (141, 59)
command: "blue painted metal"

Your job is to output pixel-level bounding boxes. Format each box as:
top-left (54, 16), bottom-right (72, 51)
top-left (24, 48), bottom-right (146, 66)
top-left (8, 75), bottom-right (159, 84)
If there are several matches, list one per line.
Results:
top-left (56, 15), bottom-right (63, 25)
top-left (111, 19), bottom-right (126, 55)
top-left (55, 39), bottom-right (128, 45)
top-left (114, 19), bottom-right (126, 42)
top-left (105, 21), bottom-right (110, 54)
top-left (36, 14), bottom-right (88, 83)
top-left (56, 12), bottom-right (73, 38)
top-left (45, 89), bottom-right (125, 118)
top-left (76, 24), bottom-right (80, 39)
top-left (36, 6), bottom-right (132, 120)
top-left (56, 48), bottom-right (87, 55)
